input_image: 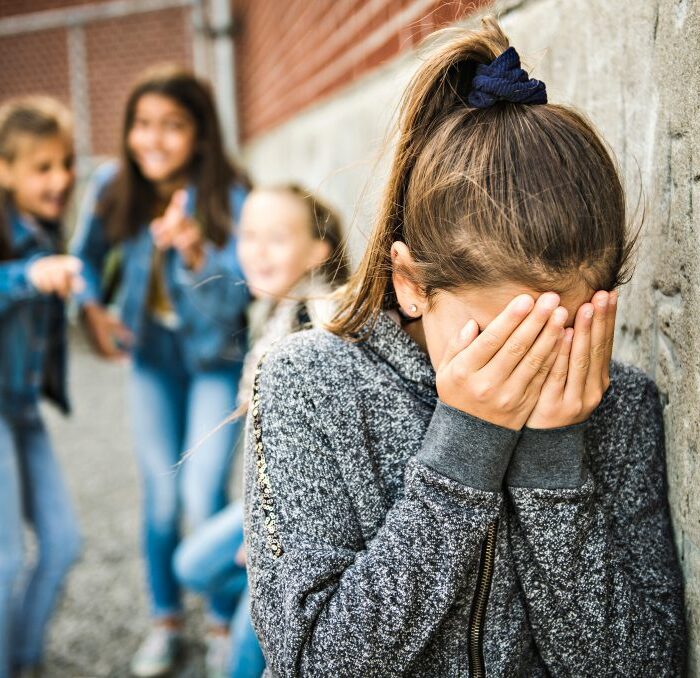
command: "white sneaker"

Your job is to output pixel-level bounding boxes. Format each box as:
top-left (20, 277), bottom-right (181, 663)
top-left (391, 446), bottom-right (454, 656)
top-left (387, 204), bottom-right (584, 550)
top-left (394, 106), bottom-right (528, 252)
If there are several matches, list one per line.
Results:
top-left (130, 627), bottom-right (182, 677)
top-left (205, 632), bottom-right (231, 678)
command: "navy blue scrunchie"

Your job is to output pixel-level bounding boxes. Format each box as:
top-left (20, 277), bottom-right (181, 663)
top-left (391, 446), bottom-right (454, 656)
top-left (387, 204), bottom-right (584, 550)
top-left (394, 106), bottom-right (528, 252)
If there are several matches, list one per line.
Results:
top-left (467, 46), bottom-right (547, 109)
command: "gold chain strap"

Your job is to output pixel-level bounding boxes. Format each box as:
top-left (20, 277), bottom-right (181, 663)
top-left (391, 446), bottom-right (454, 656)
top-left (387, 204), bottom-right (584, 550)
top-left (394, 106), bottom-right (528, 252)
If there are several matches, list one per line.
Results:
top-left (252, 358), bottom-right (284, 559)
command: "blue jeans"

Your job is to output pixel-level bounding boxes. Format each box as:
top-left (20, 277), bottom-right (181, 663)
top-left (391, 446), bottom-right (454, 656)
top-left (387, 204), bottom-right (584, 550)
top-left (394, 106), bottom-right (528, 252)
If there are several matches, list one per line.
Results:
top-left (0, 411), bottom-right (81, 676)
top-left (130, 318), bottom-right (243, 620)
top-left (174, 503), bottom-right (265, 678)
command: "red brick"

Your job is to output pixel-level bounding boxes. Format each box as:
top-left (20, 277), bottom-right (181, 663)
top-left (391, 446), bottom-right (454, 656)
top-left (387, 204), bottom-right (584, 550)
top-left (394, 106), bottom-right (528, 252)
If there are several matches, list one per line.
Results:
top-left (0, 27), bottom-right (70, 103)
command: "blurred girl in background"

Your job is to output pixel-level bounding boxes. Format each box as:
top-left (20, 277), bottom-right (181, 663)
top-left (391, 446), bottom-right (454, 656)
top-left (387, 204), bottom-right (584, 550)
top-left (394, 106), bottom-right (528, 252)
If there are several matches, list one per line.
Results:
top-left (0, 97), bottom-right (83, 678)
top-left (71, 66), bottom-right (250, 677)
top-left (174, 184), bottom-right (349, 678)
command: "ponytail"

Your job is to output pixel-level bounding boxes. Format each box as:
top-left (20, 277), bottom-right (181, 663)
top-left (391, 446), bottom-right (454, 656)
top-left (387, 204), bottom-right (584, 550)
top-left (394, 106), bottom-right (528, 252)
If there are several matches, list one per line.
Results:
top-left (328, 17), bottom-right (510, 336)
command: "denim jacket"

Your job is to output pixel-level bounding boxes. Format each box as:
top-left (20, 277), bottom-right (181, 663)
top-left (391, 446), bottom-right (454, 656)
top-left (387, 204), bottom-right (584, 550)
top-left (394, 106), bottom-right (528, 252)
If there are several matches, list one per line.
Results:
top-left (71, 162), bottom-right (249, 371)
top-left (0, 209), bottom-right (69, 418)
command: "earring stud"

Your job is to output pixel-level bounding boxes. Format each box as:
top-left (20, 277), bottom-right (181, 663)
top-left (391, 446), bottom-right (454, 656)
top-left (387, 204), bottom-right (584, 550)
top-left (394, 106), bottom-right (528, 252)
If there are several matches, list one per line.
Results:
top-left (408, 304), bottom-right (418, 315)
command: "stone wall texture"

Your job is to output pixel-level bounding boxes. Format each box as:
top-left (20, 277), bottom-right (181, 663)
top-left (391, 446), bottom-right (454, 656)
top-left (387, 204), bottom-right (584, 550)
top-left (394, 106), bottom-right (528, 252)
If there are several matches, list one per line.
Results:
top-left (240, 0), bottom-right (700, 671)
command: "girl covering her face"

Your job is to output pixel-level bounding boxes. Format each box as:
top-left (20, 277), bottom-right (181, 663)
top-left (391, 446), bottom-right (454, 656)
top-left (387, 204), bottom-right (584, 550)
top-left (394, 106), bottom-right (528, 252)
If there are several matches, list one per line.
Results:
top-left (243, 17), bottom-right (685, 677)
top-left (71, 65), bottom-right (251, 677)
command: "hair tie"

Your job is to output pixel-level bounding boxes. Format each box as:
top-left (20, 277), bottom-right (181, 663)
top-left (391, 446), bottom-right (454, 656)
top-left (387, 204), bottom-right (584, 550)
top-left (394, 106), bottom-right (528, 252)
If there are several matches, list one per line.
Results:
top-left (467, 47), bottom-right (547, 109)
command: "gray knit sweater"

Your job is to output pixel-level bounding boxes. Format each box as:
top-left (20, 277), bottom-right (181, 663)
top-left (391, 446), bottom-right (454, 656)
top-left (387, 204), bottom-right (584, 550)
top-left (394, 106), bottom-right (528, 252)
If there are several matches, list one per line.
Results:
top-left (244, 311), bottom-right (686, 677)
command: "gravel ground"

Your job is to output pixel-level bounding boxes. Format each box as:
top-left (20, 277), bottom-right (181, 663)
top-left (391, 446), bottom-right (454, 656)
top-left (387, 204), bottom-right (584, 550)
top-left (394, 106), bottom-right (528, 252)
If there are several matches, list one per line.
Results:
top-left (37, 330), bottom-right (233, 677)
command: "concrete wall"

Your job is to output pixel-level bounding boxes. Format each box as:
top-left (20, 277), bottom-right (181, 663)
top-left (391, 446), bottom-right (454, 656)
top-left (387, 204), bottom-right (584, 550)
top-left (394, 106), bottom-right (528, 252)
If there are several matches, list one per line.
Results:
top-left (241, 0), bottom-right (700, 670)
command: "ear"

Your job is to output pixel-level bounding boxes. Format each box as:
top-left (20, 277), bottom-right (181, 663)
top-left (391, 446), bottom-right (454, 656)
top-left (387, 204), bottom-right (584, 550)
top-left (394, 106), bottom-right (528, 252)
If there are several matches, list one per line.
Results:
top-left (307, 238), bottom-right (333, 271)
top-left (391, 241), bottom-right (425, 318)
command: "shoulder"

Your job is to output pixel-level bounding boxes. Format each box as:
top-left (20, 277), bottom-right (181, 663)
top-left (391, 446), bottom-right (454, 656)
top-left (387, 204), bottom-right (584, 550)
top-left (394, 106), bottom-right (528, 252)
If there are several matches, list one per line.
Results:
top-left (87, 160), bottom-right (120, 195)
top-left (589, 360), bottom-right (665, 479)
top-left (228, 183), bottom-right (249, 220)
top-left (259, 327), bottom-right (363, 402)
top-left (605, 360), bottom-right (661, 420)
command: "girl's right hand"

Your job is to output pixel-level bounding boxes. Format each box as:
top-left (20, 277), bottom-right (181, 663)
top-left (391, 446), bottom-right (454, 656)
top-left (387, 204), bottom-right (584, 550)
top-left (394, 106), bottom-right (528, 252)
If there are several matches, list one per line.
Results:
top-left (436, 293), bottom-right (568, 430)
top-left (28, 255), bottom-right (84, 299)
top-left (81, 303), bottom-right (133, 360)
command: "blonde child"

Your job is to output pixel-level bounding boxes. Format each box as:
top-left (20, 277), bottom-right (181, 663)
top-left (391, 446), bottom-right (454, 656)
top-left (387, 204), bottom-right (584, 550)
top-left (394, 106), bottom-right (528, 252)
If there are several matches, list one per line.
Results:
top-left (0, 97), bottom-right (83, 677)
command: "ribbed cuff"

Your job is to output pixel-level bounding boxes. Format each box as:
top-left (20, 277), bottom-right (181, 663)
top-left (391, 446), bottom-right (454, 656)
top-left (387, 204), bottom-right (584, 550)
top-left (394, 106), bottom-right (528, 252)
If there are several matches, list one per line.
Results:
top-left (506, 422), bottom-right (587, 489)
top-left (416, 400), bottom-right (520, 492)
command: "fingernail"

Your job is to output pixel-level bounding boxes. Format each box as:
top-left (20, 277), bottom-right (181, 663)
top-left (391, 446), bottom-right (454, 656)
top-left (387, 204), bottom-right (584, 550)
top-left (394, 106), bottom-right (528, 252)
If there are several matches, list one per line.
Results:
top-left (583, 305), bottom-right (594, 319)
top-left (609, 291), bottom-right (618, 306)
top-left (596, 294), bottom-right (608, 309)
top-left (539, 292), bottom-right (560, 310)
top-left (553, 307), bottom-right (568, 324)
top-left (460, 320), bottom-right (476, 340)
top-left (515, 295), bottom-right (533, 312)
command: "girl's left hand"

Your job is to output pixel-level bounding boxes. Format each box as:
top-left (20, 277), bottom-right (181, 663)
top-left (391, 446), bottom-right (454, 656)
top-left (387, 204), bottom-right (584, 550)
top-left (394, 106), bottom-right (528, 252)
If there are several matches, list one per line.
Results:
top-left (150, 189), bottom-right (206, 272)
top-left (526, 290), bottom-right (617, 429)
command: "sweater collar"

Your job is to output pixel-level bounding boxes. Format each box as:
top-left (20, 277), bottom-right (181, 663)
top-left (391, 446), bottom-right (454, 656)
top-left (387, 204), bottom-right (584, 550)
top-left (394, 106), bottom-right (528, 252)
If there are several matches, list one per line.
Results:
top-left (363, 311), bottom-right (437, 399)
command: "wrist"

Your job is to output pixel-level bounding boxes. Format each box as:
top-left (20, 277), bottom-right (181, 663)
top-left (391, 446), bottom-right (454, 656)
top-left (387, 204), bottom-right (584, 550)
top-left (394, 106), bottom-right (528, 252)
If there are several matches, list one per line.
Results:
top-left (506, 422), bottom-right (587, 489)
top-left (417, 400), bottom-right (520, 491)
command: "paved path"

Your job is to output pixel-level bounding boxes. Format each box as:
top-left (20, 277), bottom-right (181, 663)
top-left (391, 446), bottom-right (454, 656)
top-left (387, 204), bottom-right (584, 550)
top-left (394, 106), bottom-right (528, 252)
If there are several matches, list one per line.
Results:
top-left (41, 333), bottom-right (210, 677)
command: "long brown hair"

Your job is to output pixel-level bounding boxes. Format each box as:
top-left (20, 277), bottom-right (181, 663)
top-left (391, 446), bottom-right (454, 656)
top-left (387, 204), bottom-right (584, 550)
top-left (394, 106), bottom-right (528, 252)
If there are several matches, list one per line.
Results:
top-left (101, 64), bottom-right (250, 245)
top-left (273, 183), bottom-right (351, 288)
top-left (0, 96), bottom-right (72, 260)
top-left (328, 16), bottom-right (635, 337)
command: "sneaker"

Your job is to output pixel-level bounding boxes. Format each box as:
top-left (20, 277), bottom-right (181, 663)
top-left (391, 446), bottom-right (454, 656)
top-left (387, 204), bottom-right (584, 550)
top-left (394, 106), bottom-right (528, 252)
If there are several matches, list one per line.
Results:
top-left (205, 631), bottom-right (231, 678)
top-left (130, 627), bottom-right (182, 677)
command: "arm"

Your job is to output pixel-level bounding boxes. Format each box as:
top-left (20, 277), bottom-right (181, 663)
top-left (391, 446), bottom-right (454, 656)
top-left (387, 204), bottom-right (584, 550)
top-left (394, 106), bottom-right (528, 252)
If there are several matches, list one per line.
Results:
top-left (69, 164), bottom-right (115, 306)
top-left (244, 346), bottom-right (518, 677)
top-left (505, 378), bottom-right (686, 676)
top-left (0, 256), bottom-right (44, 313)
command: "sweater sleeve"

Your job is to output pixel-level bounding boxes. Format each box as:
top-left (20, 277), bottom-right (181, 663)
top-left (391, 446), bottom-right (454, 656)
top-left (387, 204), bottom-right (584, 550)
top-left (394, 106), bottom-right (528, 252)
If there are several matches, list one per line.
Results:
top-left (244, 348), bottom-right (518, 677)
top-left (0, 255), bottom-right (45, 313)
top-left (505, 378), bottom-right (687, 676)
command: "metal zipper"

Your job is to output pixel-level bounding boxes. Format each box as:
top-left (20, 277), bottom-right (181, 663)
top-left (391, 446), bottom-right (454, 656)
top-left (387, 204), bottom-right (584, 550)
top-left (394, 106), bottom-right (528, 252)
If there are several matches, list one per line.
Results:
top-left (468, 519), bottom-right (499, 677)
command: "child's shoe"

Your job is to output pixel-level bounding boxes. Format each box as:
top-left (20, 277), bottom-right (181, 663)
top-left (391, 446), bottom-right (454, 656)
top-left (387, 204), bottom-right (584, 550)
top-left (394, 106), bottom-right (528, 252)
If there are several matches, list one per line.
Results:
top-left (204, 630), bottom-right (231, 678)
top-left (130, 626), bottom-right (182, 677)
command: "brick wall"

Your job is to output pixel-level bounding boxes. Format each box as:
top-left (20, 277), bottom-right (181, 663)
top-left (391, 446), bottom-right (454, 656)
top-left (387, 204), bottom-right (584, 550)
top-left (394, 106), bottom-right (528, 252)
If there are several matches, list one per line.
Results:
top-left (233, 0), bottom-right (490, 141)
top-left (0, 27), bottom-right (71, 104)
top-left (0, 0), bottom-right (94, 18)
top-left (85, 7), bottom-right (192, 155)
top-left (0, 1), bottom-right (193, 157)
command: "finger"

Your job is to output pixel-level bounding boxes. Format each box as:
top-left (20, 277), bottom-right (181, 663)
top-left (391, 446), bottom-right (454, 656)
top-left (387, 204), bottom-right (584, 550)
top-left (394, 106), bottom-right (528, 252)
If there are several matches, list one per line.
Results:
top-left (603, 290), bottom-right (618, 383)
top-left (541, 327), bottom-right (574, 395)
top-left (588, 291), bottom-right (609, 384)
top-left (482, 292), bottom-right (560, 377)
top-left (71, 274), bottom-right (86, 295)
top-left (564, 303), bottom-right (594, 397)
top-left (63, 256), bottom-right (82, 274)
top-left (110, 319), bottom-right (134, 347)
top-left (164, 189), bottom-right (188, 223)
top-left (47, 269), bottom-right (65, 296)
top-left (59, 271), bottom-right (73, 298)
top-left (462, 294), bottom-right (535, 370)
top-left (439, 319), bottom-right (479, 370)
top-left (529, 329), bottom-right (564, 392)
top-left (506, 304), bottom-right (568, 391)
